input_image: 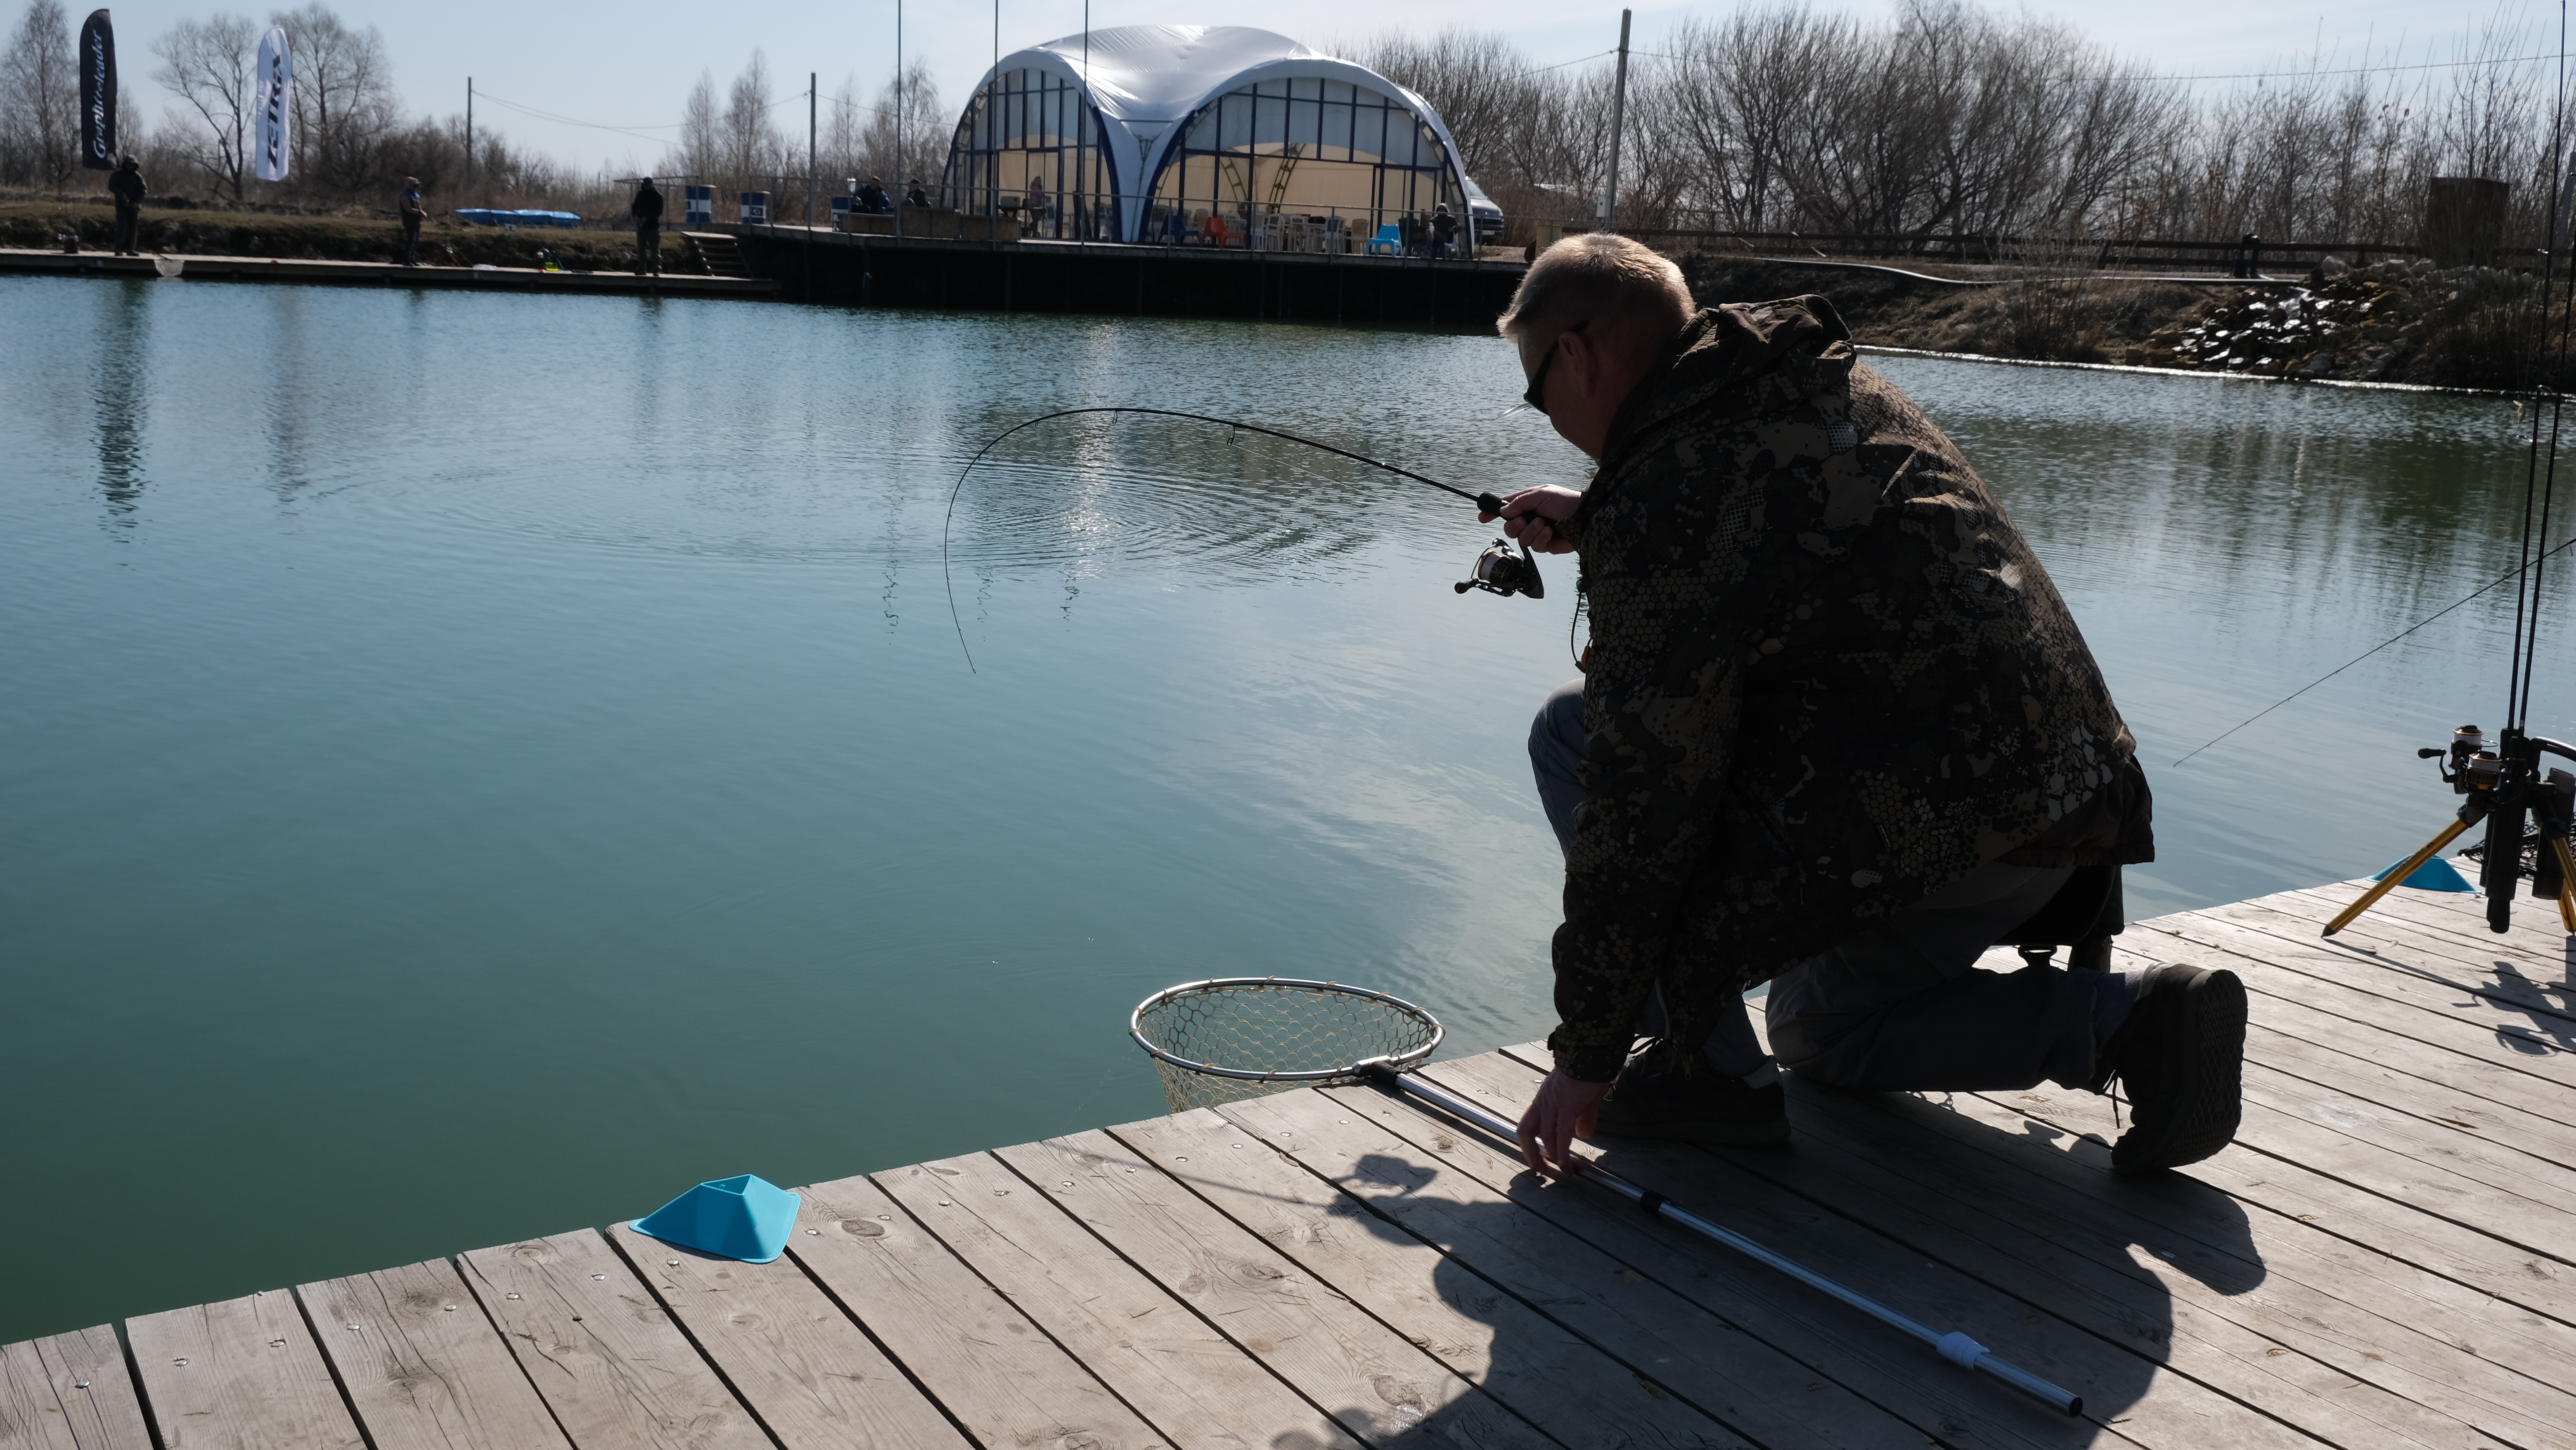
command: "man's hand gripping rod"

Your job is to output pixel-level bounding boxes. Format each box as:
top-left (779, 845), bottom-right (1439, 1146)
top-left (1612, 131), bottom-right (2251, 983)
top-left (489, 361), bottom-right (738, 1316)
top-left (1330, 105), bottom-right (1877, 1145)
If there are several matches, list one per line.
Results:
top-left (1355, 1061), bottom-right (2085, 1418)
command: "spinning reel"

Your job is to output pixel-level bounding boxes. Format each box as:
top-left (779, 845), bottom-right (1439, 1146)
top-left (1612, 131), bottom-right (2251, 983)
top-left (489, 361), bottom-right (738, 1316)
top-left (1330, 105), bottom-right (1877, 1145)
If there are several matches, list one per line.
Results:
top-left (1456, 536), bottom-right (1546, 599)
top-left (1454, 490), bottom-right (1546, 599)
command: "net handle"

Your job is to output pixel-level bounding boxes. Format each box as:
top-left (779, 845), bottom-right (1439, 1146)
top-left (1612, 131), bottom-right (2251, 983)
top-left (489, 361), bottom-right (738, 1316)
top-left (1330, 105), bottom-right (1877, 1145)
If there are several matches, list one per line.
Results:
top-left (1129, 976), bottom-right (1446, 1084)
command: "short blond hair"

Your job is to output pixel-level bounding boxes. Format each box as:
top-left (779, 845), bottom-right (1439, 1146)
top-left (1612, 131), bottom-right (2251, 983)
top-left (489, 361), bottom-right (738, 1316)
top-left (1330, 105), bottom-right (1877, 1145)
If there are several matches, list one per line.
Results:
top-left (1497, 233), bottom-right (1693, 344)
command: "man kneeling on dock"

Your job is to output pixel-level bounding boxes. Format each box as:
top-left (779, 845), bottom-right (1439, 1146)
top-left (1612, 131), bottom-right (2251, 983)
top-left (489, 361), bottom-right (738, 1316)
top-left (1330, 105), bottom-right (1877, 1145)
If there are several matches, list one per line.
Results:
top-left (1489, 235), bottom-right (2244, 1178)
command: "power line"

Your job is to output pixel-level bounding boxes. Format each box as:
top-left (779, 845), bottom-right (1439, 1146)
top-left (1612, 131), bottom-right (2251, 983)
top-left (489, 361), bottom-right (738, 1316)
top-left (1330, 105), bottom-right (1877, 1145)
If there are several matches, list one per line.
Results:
top-left (2142, 50), bottom-right (2557, 83)
top-left (471, 90), bottom-right (682, 139)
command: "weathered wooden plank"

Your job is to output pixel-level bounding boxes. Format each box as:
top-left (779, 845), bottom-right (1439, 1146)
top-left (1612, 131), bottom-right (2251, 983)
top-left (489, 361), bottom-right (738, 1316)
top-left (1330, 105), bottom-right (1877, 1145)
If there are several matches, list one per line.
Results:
top-left (1522, 1040), bottom-right (2576, 1450)
top-left (457, 1230), bottom-right (768, 1450)
top-left (301, 1257), bottom-right (571, 1450)
top-left (2272, 883), bottom-right (2576, 972)
top-left (2223, 889), bottom-right (2574, 995)
top-left (2235, 1058), bottom-right (2576, 1237)
top-left (871, 1152), bottom-right (1361, 1450)
top-left (2110, 928), bottom-right (2576, 1111)
top-left (2195, 897), bottom-right (2575, 1024)
top-left (2245, 1019), bottom-right (2576, 1170)
top-left (0, 1327), bottom-right (152, 1450)
top-left (1102, 1101), bottom-right (1774, 1448)
top-left (1225, 1078), bottom-right (2125, 1450)
top-left (125, 1289), bottom-right (363, 1450)
top-left (601, 1221), bottom-right (969, 1450)
top-left (1494, 1038), bottom-right (2576, 1436)
top-left (2137, 913), bottom-right (2576, 1061)
top-left (994, 1127), bottom-right (1556, 1450)
top-left (1424, 1052), bottom-right (2316, 1450)
top-left (1981, 1073), bottom-right (2576, 1329)
top-left (2218, 953), bottom-right (2576, 1123)
top-left (788, 1170), bottom-right (1174, 1450)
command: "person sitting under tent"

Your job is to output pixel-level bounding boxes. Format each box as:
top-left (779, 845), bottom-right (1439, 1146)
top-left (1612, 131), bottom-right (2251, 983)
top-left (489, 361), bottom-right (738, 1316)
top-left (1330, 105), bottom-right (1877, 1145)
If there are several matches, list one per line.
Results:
top-left (1488, 232), bottom-right (2240, 1178)
top-left (630, 178), bottom-right (665, 275)
top-left (905, 179), bottom-right (929, 209)
top-left (855, 177), bottom-right (892, 215)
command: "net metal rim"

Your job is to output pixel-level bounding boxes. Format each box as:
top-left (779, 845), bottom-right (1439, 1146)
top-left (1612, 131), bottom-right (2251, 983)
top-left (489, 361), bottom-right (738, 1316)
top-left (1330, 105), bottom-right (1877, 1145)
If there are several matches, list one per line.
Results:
top-left (1129, 976), bottom-right (1445, 1084)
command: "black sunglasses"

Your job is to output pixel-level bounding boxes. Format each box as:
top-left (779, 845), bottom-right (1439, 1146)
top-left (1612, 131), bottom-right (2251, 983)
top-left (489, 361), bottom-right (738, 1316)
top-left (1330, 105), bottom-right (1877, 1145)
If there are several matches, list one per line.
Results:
top-left (1521, 322), bottom-right (1589, 413)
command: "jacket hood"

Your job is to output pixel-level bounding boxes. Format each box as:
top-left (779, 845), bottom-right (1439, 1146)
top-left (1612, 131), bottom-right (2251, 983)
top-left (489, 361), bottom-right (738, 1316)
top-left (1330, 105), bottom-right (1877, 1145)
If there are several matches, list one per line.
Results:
top-left (1601, 297), bottom-right (1855, 472)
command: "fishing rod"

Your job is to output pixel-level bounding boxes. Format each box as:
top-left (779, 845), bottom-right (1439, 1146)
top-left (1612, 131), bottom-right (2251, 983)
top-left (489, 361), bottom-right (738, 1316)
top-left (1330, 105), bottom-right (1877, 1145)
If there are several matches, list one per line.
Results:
top-left (2320, 1), bottom-right (2576, 939)
top-left (940, 407), bottom-right (1548, 673)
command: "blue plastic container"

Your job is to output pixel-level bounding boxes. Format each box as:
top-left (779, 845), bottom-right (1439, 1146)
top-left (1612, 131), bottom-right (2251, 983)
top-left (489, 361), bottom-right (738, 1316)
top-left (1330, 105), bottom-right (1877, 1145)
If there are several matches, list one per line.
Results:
top-left (2373, 852), bottom-right (2477, 892)
top-left (631, 1173), bottom-right (802, 1263)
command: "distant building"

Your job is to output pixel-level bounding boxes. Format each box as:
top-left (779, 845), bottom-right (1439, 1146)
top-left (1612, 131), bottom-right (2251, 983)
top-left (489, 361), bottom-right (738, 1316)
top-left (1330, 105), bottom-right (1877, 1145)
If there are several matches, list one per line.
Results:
top-left (942, 24), bottom-right (1473, 247)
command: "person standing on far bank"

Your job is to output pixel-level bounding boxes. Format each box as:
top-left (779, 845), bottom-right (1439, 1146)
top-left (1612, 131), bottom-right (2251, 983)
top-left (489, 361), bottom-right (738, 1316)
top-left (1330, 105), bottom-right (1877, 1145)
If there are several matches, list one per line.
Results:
top-left (1489, 233), bottom-right (2240, 1180)
top-left (108, 156), bottom-right (146, 256)
top-left (1430, 202), bottom-right (1459, 260)
top-left (398, 176), bottom-right (426, 266)
top-left (631, 177), bottom-right (665, 275)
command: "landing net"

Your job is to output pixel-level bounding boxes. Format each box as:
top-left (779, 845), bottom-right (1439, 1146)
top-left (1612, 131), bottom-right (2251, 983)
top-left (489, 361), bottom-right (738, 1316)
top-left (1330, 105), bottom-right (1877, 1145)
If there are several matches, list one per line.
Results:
top-left (1129, 978), bottom-right (1444, 1113)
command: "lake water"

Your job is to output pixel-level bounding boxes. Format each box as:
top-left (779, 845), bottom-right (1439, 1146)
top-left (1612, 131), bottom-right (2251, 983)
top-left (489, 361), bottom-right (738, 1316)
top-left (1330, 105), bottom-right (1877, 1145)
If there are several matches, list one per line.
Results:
top-left (2, 275), bottom-right (2566, 1343)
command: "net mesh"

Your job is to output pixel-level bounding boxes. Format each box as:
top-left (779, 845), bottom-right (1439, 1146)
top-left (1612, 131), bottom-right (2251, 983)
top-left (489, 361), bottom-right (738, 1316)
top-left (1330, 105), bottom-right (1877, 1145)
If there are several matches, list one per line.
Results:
top-left (1132, 981), bottom-right (1441, 1113)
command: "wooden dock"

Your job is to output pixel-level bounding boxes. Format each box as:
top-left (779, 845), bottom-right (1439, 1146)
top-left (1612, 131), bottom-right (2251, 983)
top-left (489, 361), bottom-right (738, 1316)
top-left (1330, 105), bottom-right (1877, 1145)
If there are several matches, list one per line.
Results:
top-left (7, 877), bottom-right (2574, 1449)
top-left (0, 247), bottom-right (777, 298)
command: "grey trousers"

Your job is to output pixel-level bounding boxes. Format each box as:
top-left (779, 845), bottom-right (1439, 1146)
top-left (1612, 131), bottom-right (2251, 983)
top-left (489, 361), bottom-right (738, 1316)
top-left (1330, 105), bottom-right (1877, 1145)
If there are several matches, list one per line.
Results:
top-left (1530, 677), bottom-right (2138, 1092)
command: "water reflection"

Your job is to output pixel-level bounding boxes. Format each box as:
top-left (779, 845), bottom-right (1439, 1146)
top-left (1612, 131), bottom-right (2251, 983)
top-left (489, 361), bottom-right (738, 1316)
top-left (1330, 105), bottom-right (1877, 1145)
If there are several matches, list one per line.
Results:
top-left (92, 280), bottom-right (149, 532)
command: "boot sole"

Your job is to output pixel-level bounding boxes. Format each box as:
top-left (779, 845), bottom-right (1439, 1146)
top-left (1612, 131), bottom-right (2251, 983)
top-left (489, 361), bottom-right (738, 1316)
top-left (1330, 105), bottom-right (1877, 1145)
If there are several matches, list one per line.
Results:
top-left (2114, 968), bottom-right (2247, 1175)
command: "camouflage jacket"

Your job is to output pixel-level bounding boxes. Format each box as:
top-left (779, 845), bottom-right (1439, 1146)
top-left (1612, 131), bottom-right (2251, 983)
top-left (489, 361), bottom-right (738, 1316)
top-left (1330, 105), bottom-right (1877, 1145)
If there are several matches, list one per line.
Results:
top-left (1547, 299), bottom-right (2151, 1082)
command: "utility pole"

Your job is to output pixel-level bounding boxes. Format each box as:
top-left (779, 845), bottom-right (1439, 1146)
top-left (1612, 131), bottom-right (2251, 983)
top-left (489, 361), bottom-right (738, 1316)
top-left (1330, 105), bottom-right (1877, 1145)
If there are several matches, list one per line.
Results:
top-left (1603, 9), bottom-right (1630, 233)
top-left (1080, 0), bottom-right (1089, 241)
top-left (895, 0), bottom-right (904, 239)
top-left (464, 78), bottom-right (473, 199)
top-left (992, 0), bottom-right (999, 220)
top-left (807, 72), bottom-right (818, 304)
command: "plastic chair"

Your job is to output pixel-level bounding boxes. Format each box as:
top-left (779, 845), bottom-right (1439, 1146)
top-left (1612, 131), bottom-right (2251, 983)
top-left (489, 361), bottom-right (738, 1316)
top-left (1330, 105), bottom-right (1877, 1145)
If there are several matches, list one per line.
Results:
top-left (1203, 214), bottom-right (1233, 248)
top-left (1364, 223), bottom-right (1403, 256)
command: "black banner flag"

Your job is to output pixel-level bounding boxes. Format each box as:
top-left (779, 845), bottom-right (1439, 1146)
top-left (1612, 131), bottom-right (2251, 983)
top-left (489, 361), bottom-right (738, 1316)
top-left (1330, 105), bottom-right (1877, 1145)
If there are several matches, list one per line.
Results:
top-left (78, 9), bottom-right (115, 169)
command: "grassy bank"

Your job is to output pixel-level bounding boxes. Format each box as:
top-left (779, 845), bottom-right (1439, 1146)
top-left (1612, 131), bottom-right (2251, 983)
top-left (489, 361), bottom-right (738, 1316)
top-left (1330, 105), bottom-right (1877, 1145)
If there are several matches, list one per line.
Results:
top-left (0, 202), bottom-right (682, 273)
top-left (1677, 254), bottom-right (2562, 392)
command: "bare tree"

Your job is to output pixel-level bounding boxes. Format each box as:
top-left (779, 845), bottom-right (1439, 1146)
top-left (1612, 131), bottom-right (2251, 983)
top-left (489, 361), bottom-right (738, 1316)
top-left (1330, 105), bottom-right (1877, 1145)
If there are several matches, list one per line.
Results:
top-left (153, 13), bottom-right (257, 204)
top-left (664, 69), bottom-right (718, 185)
top-left (0, 0), bottom-right (77, 191)
top-left (270, 3), bottom-right (397, 201)
top-left (857, 59), bottom-right (940, 193)
top-left (722, 50), bottom-right (783, 186)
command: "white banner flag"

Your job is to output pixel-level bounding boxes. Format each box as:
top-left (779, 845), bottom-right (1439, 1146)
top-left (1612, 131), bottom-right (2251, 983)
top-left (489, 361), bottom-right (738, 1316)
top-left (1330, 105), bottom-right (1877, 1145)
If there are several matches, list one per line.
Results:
top-left (253, 26), bottom-right (290, 181)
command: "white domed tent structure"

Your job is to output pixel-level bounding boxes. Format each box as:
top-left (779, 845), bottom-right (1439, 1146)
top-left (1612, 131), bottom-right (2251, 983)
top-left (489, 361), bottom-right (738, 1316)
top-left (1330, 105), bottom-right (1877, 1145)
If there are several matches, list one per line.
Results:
top-left (941, 25), bottom-right (1473, 249)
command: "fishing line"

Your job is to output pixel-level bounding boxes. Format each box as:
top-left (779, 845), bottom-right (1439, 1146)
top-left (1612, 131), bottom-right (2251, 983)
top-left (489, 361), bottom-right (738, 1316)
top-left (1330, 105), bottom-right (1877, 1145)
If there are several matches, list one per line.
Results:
top-left (940, 406), bottom-right (1529, 673)
top-left (2169, 527), bottom-right (2576, 768)
top-left (2181, 5), bottom-right (2576, 769)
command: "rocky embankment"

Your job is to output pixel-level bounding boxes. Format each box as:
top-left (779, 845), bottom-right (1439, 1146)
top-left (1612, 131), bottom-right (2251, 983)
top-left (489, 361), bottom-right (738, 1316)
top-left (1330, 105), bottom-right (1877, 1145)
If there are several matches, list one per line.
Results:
top-left (1679, 253), bottom-right (2553, 393)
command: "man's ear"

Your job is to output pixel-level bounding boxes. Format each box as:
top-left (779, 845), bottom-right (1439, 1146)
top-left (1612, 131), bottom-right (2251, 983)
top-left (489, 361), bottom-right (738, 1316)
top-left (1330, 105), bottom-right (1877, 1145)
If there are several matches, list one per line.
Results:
top-left (1555, 328), bottom-right (1601, 394)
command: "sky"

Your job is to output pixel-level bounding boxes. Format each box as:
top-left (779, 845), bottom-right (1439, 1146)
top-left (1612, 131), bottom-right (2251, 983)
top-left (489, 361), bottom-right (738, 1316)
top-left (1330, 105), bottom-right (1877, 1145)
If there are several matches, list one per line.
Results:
top-left (92, 0), bottom-right (2531, 179)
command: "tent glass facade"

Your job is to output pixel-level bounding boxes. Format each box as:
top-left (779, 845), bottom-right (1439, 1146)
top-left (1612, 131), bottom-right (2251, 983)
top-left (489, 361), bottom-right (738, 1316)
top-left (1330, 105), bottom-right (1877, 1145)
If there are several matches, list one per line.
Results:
top-left (938, 27), bottom-right (1468, 247)
top-left (943, 67), bottom-right (1117, 240)
top-left (1145, 78), bottom-right (1458, 246)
